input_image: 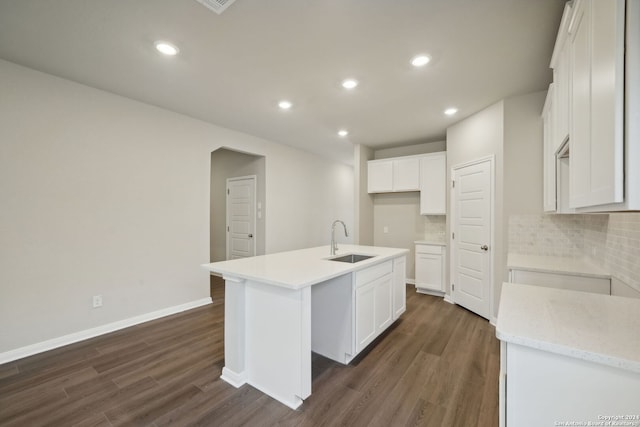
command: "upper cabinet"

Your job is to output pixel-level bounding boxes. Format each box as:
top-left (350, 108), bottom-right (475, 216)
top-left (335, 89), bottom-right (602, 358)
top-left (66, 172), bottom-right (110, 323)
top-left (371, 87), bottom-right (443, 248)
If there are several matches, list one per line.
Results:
top-left (545, 0), bottom-right (640, 212)
top-left (368, 156), bottom-right (419, 193)
top-left (569, 0), bottom-right (625, 209)
top-left (419, 152), bottom-right (446, 215)
top-left (550, 2), bottom-right (572, 152)
top-left (393, 157), bottom-right (421, 192)
top-left (542, 84), bottom-right (557, 213)
top-left (367, 160), bottom-right (394, 193)
top-left (368, 152), bottom-right (447, 215)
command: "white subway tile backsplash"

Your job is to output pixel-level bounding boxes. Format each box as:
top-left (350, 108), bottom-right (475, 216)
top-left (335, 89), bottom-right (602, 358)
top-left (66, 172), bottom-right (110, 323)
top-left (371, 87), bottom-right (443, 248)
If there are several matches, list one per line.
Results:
top-left (509, 213), bottom-right (640, 292)
top-left (420, 215), bottom-right (446, 243)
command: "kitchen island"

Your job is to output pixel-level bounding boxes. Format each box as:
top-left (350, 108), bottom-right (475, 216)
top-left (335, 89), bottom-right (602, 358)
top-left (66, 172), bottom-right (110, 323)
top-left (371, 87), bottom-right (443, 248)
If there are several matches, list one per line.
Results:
top-left (202, 244), bottom-right (408, 409)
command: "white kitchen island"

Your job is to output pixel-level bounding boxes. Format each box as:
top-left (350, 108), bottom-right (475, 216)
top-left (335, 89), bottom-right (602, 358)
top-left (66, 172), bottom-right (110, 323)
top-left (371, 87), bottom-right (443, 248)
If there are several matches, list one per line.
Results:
top-left (202, 244), bottom-right (408, 409)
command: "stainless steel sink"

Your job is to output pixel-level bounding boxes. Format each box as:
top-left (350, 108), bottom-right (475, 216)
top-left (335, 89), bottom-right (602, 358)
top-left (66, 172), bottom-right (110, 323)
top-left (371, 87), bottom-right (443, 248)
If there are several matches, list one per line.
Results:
top-left (328, 254), bottom-right (374, 263)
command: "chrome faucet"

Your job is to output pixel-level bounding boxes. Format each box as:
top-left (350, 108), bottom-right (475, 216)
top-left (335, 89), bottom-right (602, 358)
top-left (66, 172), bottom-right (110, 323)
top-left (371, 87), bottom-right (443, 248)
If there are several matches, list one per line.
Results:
top-left (330, 220), bottom-right (349, 255)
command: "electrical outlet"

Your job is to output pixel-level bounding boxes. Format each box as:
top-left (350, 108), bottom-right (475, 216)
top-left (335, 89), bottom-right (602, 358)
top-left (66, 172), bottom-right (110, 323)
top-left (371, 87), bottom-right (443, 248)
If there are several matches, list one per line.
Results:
top-left (92, 295), bottom-right (103, 308)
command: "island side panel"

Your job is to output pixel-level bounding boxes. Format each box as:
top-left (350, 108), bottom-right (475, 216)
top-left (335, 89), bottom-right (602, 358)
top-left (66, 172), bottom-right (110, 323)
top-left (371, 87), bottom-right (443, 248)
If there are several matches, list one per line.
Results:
top-left (311, 273), bottom-right (354, 364)
top-left (245, 280), bottom-right (312, 409)
top-left (220, 277), bottom-right (247, 387)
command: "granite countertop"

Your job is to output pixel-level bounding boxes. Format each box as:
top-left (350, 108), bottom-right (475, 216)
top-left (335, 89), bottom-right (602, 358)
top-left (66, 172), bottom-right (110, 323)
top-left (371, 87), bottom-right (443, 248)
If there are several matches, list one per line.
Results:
top-left (507, 253), bottom-right (610, 279)
top-left (496, 282), bottom-right (640, 374)
top-left (202, 244), bottom-right (408, 290)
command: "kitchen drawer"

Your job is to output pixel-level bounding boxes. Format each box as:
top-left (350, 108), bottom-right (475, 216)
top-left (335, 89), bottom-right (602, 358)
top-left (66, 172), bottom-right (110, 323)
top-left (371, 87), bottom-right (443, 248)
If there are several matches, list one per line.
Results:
top-left (509, 269), bottom-right (610, 295)
top-left (355, 261), bottom-right (392, 288)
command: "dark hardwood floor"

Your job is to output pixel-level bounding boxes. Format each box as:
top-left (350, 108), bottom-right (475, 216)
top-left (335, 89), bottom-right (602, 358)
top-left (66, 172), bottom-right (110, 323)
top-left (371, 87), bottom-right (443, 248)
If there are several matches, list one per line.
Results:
top-left (0, 278), bottom-right (499, 426)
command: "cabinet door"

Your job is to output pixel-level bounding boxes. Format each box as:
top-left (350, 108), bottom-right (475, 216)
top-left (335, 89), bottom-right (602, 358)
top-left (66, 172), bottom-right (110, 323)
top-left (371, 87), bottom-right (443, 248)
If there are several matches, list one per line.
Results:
top-left (392, 257), bottom-right (406, 320)
top-left (570, 0), bottom-right (592, 209)
top-left (374, 274), bottom-right (393, 333)
top-left (589, 0), bottom-right (624, 206)
top-left (543, 86), bottom-right (557, 212)
top-left (393, 157), bottom-right (420, 191)
top-left (553, 39), bottom-right (570, 149)
top-left (570, 0), bottom-right (625, 209)
top-left (419, 153), bottom-right (446, 215)
top-left (355, 281), bottom-right (376, 353)
top-left (415, 252), bottom-right (443, 292)
top-left (368, 160), bottom-right (393, 193)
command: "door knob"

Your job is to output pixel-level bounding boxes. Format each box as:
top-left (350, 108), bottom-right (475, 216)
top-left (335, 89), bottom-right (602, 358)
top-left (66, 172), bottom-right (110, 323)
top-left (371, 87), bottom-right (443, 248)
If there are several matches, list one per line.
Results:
top-left (248, 234), bottom-right (253, 238)
top-left (480, 245), bottom-right (489, 251)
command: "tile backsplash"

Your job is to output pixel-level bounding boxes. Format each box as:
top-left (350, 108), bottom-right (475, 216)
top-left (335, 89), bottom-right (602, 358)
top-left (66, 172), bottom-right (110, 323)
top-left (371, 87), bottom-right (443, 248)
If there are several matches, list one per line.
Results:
top-left (509, 213), bottom-right (640, 291)
top-left (508, 214), bottom-right (585, 257)
top-left (421, 215), bottom-right (446, 242)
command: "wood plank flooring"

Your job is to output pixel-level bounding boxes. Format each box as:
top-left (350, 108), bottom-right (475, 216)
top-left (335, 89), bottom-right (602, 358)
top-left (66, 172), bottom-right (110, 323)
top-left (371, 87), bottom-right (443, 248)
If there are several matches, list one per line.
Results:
top-left (0, 279), bottom-right (499, 426)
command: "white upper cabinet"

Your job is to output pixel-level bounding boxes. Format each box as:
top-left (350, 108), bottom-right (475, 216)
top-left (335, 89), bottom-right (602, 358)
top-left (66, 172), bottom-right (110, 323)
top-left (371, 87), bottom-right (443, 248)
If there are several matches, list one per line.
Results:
top-left (550, 3), bottom-right (573, 152)
top-left (367, 160), bottom-right (394, 193)
top-left (367, 155), bottom-right (420, 193)
top-left (419, 152), bottom-right (446, 215)
top-left (569, 0), bottom-right (625, 209)
top-left (367, 152), bottom-right (447, 215)
top-left (542, 85), bottom-right (557, 213)
top-left (393, 157), bottom-right (420, 192)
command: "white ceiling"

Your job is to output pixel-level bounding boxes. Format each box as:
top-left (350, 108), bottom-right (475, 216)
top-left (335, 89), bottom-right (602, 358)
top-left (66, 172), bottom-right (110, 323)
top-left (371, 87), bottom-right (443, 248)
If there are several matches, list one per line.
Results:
top-left (0, 0), bottom-right (565, 165)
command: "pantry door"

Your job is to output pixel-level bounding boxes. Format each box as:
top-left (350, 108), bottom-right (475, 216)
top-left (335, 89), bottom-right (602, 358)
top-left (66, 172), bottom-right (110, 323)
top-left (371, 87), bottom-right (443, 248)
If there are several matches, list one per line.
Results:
top-left (226, 176), bottom-right (256, 260)
top-left (450, 157), bottom-right (493, 320)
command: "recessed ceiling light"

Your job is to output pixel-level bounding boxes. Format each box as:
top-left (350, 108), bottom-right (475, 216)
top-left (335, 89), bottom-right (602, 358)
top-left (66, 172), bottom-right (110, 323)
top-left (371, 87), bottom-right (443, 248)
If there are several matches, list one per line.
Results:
top-left (338, 130), bottom-right (349, 137)
top-left (444, 107), bottom-right (458, 116)
top-left (411, 55), bottom-right (431, 67)
top-left (278, 100), bottom-right (293, 110)
top-left (341, 79), bottom-right (359, 90)
top-left (154, 41), bottom-right (179, 56)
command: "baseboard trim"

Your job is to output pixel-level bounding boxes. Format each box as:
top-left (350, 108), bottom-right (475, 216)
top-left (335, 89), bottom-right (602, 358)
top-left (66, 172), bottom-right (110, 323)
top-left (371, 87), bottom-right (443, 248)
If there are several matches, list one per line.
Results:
top-left (443, 294), bottom-right (454, 305)
top-left (0, 297), bottom-right (212, 364)
top-left (221, 367), bottom-right (247, 388)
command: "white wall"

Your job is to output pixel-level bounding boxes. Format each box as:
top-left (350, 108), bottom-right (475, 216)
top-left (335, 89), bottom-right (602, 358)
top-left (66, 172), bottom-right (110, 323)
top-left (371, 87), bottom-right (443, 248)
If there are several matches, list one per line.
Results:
top-left (374, 140), bottom-right (447, 159)
top-left (446, 101), bottom-right (505, 316)
top-left (503, 92), bottom-right (546, 217)
top-left (372, 141), bottom-right (447, 280)
top-left (446, 92), bottom-right (546, 318)
top-left (0, 59), bottom-right (354, 356)
top-left (210, 149), bottom-right (266, 262)
top-left (373, 193), bottom-right (445, 280)
top-left (354, 144), bottom-right (374, 245)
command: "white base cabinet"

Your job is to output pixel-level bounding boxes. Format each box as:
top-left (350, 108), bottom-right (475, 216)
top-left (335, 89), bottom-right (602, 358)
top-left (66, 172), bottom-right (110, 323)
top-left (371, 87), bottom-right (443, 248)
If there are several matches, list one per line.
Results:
top-left (415, 243), bottom-right (445, 294)
top-left (355, 261), bottom-right (393, 353)
top-left (501, 342), bottom-right (640, 427)
top-left (313, 257), bottom-right (406, 363)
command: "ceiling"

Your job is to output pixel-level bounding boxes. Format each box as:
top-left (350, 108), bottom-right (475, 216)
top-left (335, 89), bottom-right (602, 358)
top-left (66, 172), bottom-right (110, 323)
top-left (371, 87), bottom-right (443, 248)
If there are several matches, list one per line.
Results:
top-left (0, 0), bottom-right (565, 165)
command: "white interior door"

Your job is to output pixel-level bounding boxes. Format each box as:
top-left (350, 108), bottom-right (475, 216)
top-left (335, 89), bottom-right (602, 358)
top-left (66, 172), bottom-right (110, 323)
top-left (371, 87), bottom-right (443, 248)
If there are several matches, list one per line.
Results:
top-left (227, 176), bottom-right (256, 260)
top-left (451, 158), bottom-right (493, 319)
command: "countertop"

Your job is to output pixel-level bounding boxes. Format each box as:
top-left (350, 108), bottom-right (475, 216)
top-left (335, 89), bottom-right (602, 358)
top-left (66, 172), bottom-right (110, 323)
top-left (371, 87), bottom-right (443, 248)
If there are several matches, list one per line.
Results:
top-left (496, 282), bottom-right (640, 374)
top-left (414, 240), bottom-right (447, 246)
top-left (507, 253), bottom-right (610, 279)
top-left (202, 244), bottom-right (408, 290)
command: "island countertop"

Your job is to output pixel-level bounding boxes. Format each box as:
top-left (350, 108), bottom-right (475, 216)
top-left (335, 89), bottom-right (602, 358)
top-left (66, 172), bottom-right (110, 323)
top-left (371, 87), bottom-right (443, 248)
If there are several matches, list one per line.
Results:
top-left (496, 282), bottom-right (640, 374)
top-left (202, 244), bottom-right (408, 290)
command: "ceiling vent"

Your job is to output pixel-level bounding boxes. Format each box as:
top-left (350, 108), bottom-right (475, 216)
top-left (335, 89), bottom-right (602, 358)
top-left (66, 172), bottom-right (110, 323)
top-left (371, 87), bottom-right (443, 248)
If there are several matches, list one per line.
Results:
top-left (194, 0), bottom-right (237, 14)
